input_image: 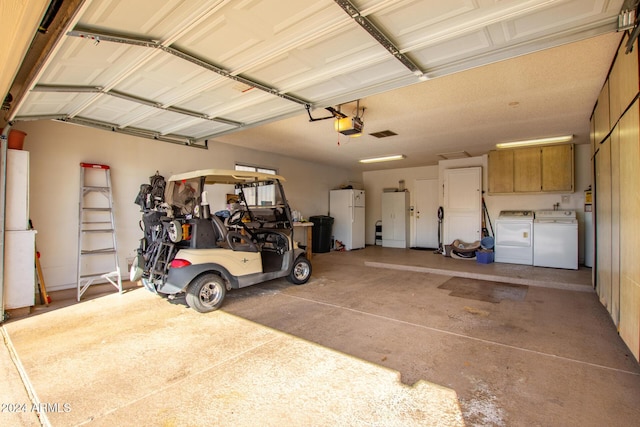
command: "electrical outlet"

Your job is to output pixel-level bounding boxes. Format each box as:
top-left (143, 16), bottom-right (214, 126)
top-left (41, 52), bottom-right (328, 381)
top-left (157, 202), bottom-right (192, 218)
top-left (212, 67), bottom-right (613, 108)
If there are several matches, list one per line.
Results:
top-left (561, 195), bottom-right (570, 204)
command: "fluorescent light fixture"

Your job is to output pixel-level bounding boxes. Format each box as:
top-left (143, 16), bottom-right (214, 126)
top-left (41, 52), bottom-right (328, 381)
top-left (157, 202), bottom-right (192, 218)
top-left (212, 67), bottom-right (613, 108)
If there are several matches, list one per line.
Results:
top-left (359, 154), bottom-right (406, 164)
top-left (496, 135), bottom-right (573, 149)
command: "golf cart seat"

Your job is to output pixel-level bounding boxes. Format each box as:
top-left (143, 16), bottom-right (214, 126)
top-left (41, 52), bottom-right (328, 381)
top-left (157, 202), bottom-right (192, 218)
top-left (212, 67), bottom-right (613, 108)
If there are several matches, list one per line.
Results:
top-left (211, 214), bottom-right (229, 244)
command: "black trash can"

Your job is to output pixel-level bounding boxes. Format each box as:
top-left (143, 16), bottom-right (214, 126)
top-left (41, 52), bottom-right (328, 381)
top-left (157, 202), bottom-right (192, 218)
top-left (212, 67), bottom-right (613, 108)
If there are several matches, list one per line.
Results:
top-left (310, 215), bottom-right (334, 253)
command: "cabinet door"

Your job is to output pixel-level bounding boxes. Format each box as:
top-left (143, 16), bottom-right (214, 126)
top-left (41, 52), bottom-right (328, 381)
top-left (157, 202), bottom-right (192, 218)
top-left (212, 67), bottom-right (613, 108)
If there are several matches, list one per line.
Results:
top-left (594, 81), bottom-right (610, 144)
top-left (596, 138), bottom-right (612, 314)
top-left (381, 192), bottom-right (408, 247)
top-left (542, 144), bottom-right (573, 192)
top-left (619, 100), bottom-right (640, 362)
top-left (513, 147), bottom-right (541, 192)
top-left (488, 150), bottom-right (513, 193)
top-left (381, 193), bottom-right (398, 241)
top-left (609, 33), bottom-right (639, 127)
top-left (6, 150), bottom-right (30, 230)
top-left (4, 231), bottom-right (36, 308)
top-left (590, 115), bottom-right (596, 157)
top-left (392, 193), bottom-right (407, 241)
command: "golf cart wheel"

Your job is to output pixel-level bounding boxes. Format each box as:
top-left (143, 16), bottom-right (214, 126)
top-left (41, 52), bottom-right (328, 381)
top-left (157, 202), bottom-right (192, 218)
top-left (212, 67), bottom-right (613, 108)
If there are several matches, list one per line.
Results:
top-left (167, 220), bottom-right (182, 243)
top-left (287, 256), bottom-right (312, 285)
top-left (185, 274), bottom-right (226, 313)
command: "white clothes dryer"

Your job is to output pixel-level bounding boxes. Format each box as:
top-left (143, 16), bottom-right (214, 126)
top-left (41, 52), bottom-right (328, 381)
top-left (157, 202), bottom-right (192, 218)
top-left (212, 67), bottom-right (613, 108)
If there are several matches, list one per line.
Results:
top-left (494, 210), bottom-right (534, 265)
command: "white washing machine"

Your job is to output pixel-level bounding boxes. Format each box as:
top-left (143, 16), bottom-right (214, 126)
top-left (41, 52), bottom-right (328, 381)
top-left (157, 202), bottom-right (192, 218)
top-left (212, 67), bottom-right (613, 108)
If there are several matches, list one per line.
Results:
top-left (494, 210), bottom-right (534, 265)
top-left (533, 210), bottom-right (578, 270)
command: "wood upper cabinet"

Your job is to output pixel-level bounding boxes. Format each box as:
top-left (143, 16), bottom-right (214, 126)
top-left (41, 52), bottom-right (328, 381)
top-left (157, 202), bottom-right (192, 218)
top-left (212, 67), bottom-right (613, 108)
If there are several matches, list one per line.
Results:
top-left (488, 143), bottom-right (574, 194)
top-left (487, 150), bottom-right (513, 193)
top-left (514, 147), bottom-right (542, 192)
top-left (541, 144), bottom-right (573, 192)
top-left (594, 81), bottom-right (610, 145)
top-left (609, 33), bottom-right (638, 128)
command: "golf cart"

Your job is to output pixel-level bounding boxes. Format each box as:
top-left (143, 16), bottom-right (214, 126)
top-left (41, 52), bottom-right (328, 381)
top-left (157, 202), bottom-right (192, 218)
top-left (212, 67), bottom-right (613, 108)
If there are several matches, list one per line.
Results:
top-left (130, 169), bottom-right (311, 313)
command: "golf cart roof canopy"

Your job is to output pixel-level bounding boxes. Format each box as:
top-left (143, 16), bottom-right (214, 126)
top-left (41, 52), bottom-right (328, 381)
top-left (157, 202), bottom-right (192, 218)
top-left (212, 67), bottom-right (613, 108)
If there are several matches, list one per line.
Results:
top-left (167, 169), bottom-right (285, 185)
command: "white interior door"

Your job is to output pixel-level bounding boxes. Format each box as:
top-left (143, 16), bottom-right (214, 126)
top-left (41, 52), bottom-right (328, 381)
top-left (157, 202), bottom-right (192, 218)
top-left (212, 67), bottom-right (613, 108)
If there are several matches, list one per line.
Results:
top-left (443, 167), bottom-right (482, 244)
top-left (414, 179), bottom-right (438, 248)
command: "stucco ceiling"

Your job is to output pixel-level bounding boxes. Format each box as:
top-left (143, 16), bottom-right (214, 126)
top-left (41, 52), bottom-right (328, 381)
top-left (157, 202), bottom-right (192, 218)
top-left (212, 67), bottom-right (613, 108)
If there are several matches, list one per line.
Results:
top-left (5, 0), bottom-right (629, 170)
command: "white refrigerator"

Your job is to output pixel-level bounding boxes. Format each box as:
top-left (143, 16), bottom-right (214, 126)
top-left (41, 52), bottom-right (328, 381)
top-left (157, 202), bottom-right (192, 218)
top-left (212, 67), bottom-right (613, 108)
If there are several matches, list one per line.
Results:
top-left (329, 189), bottom-right (365, 250)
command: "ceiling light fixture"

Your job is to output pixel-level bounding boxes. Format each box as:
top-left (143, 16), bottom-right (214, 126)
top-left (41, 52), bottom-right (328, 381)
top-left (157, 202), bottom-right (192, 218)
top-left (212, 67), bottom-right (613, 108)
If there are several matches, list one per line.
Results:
top-left (496, 135), bottom-right (573, 149)
top-left (359, 154), bottom-right (406, 164)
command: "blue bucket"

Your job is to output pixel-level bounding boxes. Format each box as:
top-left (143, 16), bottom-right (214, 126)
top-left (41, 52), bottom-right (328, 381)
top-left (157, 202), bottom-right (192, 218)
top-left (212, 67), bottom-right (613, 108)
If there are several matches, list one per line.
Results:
top-left (480, 236), bottom-right (494, 250)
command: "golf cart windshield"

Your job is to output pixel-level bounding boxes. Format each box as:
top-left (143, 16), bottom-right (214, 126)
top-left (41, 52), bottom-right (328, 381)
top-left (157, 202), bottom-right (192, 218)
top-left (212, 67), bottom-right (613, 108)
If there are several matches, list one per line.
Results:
top-left (236, 180), bottom-right (291, 228)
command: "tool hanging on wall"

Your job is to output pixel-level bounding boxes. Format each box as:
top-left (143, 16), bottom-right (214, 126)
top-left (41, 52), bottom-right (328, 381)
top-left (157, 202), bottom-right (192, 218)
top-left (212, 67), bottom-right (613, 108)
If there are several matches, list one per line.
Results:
top-left (29, 219), bottom-right (50, 305)
top-left (482, 198), bottom-right (494, 237)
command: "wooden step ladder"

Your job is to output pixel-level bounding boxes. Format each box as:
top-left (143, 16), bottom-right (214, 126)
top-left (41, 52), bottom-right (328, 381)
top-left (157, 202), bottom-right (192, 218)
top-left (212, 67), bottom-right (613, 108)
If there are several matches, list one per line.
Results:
top-left (77, 163), bottom-right (121, 301)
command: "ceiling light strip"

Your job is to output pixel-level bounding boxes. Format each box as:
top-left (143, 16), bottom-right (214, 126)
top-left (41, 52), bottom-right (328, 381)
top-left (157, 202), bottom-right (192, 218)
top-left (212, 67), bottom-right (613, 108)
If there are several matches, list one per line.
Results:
top-left (496, 135), bottom-right (573, 149)
top-left (333, 0), bottom-right (426, 80)
top-left (359, 154), bottom-right (406, 163)
top-left (67, 28), bottom-right (311, 108)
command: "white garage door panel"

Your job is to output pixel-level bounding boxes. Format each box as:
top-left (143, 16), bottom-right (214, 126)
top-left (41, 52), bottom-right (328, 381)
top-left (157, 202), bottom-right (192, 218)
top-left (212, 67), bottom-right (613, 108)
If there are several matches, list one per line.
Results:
top-left (114, 56), bottom-right (219, 103)
top-left (39, 38), bottom-right (149, 87)
top-left (10, 0), bottom-right (625, 146)
top-left (82, 97), bottom-right (157, 126)
top-left (174, 1), bottom-right (344, 71)
top-left (17, 92), bottom-right (94, 117)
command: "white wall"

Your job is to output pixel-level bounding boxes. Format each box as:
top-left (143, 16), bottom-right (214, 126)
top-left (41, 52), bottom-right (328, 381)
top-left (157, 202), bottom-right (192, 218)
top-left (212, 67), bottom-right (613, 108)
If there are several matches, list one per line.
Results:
top-left (363, 165), bottom-right (439, 246)
top-left (17, 120), bottom-right (359, 291)
top-left (363, 144), bottom-right (592, 263)
top-left (14, 118), bottom-right (593, 291)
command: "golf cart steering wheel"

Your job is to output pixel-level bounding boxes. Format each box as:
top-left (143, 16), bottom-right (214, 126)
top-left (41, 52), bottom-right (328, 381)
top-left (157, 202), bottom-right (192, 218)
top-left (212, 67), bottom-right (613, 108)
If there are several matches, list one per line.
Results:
top-left (228, 209), bottom-right (246, 226)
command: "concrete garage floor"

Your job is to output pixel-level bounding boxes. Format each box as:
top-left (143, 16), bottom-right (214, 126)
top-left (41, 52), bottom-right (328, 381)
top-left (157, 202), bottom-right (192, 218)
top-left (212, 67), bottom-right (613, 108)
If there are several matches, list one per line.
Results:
top-left (2, 246), bottom-right (640, 426)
